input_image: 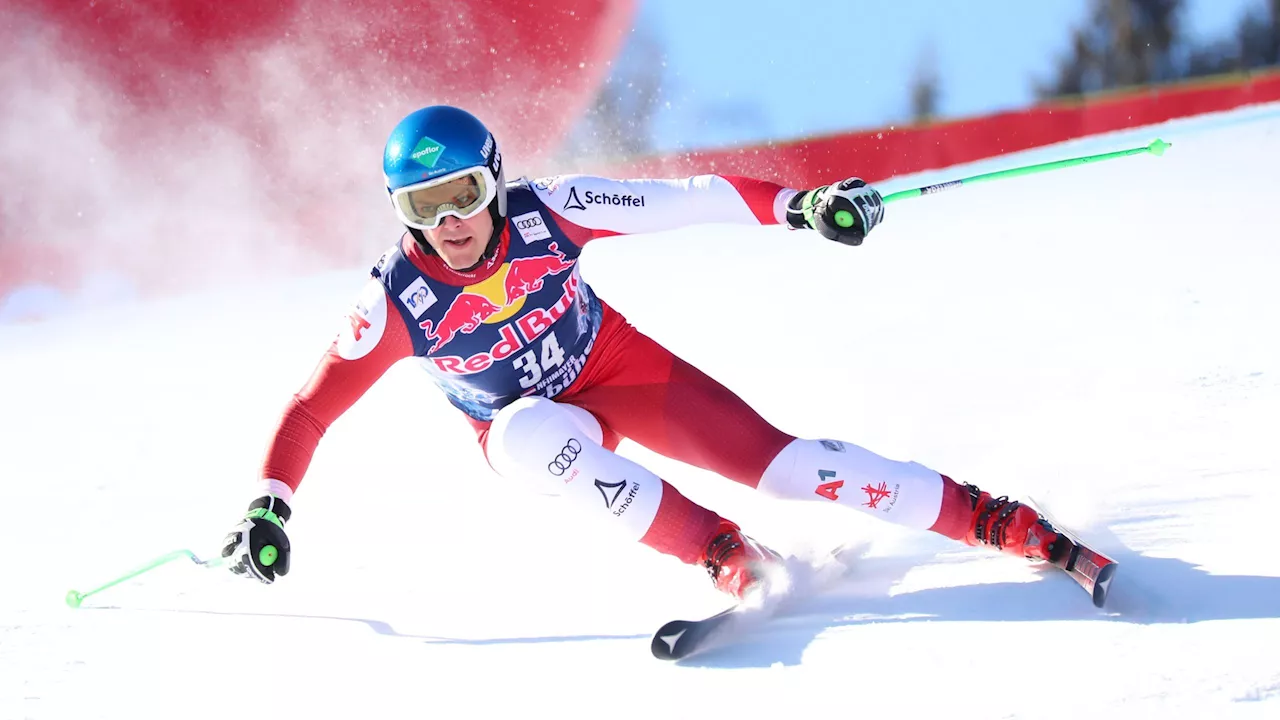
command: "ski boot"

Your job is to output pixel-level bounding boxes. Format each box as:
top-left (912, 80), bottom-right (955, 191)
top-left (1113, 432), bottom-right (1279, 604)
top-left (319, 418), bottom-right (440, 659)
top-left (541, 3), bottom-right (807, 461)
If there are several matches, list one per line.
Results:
top-left (700, 520), bottom-right (785, 600)
top-left (961, 483), bottom-right (1069, 563)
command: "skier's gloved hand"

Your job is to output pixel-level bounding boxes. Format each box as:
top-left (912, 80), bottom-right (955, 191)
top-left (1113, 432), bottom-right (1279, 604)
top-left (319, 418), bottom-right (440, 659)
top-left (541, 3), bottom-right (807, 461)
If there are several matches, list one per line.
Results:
top-left (221, 495), bottom-right (292, 584)
top-left (786, 177), bottom-right (885, 246)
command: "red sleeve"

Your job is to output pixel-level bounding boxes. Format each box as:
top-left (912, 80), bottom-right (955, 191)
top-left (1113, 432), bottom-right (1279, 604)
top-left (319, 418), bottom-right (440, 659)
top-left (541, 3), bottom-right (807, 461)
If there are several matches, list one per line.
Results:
top-left (718, 175), bottom-right (790, 225)
top-left (260, 284), bottom-right (414, 491)
top-left (542, 208), bottom-right (617, 247)
top-left (528, 174), bottom-right (795, 248)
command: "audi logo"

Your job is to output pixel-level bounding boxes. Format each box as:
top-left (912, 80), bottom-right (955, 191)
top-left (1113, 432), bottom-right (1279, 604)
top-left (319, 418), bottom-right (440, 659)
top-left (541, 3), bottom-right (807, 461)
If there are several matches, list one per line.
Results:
top-left (547, 438), bottom-right (583, 476)
top-left (516, 217), bottom-right (543, 230)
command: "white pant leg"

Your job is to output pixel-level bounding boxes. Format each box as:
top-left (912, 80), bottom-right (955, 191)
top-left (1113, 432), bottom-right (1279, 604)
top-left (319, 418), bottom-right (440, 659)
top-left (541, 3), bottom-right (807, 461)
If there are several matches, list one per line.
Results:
top-left (487, 397), bottom-right (663, 542)
top-left (757, 438), bottom-right (944, 530)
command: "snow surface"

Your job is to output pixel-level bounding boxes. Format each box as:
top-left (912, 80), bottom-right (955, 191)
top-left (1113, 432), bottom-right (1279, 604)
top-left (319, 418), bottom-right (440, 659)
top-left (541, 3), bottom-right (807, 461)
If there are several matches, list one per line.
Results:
top-left (4, 104), bottom-right (1280, 720)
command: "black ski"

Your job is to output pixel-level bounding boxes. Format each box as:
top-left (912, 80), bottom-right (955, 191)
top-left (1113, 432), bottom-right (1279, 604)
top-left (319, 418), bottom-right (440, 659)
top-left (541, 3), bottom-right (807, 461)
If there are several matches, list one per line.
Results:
top-left (651, 607), bottom-right (742, 661)
top-left (1052, 531), bottom-right (1118, 608)
top-left (1030, 496), bottom-right (1119, 608)
top-left (649, 523), bottom-right (1115, 661)
top-left (650, 543), bottom-right (866, 661)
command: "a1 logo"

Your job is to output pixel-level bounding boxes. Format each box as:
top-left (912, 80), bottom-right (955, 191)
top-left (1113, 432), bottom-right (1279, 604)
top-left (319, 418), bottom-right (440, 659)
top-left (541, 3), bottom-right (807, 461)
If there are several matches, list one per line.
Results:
top-left (814, 469), bottom-right (843, 502)
top-left (336, 279), bottom-right (388, 361)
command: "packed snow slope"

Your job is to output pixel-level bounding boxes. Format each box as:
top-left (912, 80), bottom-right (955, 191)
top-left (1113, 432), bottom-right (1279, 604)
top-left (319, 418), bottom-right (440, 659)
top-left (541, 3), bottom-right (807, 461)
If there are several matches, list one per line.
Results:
top-left (3, 104), bottom-right (1280, 720)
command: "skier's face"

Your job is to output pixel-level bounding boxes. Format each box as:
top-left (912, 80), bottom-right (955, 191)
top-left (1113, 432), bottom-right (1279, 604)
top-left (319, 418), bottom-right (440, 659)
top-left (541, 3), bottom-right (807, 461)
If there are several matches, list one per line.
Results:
top-left (423, 210), bottom-right (494, 270)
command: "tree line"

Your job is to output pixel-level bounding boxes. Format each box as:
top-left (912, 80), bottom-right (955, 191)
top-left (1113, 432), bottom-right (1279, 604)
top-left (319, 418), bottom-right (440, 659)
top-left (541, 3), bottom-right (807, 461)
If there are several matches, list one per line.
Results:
top-left (1038, 0), bottom-right (1279, 98)
top-left (573, 1), bottom-right (1280, 156)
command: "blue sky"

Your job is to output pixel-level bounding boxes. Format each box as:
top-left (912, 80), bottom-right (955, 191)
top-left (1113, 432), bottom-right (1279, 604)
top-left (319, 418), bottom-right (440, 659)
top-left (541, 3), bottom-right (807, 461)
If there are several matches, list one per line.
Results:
top-left (627, 0), bottom-right (1264, 151)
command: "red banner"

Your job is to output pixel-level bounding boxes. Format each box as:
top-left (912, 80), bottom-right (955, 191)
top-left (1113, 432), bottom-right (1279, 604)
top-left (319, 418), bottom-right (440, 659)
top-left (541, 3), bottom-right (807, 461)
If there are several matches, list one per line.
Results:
top-left (1, 0), bottom-right (634, 306)
top-left (4, 2), bottom-right (1278, 318)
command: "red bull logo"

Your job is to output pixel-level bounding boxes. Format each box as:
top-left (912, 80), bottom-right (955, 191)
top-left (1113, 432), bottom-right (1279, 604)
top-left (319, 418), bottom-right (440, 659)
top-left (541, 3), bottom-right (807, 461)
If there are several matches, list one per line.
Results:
top-left (419, 294), bottom-right (502, 353)
top-left (418, 242), bottom-right (576, 356)
top-left (432, 272), bottom-right (582, 375)
top-left (504, 243), bottom-right (574, 303)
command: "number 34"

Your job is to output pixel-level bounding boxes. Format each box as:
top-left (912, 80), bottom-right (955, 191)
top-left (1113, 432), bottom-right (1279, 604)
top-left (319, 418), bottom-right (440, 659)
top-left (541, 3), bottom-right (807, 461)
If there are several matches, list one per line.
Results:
top-left (513, 333), bottom-right (567, 389)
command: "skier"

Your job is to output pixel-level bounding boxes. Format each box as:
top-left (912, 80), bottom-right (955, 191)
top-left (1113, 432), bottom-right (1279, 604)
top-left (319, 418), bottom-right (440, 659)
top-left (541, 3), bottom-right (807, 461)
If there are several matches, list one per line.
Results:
top-left (221, 105), bottom-right (1070, 600)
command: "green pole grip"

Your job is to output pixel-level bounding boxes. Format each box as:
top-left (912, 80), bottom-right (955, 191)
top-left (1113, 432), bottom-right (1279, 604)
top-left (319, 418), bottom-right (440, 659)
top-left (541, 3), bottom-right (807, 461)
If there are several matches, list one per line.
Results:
top-left (882, 138), bottom-right (1171, 204)
top-left (66, 549), bottom-right (223, 608)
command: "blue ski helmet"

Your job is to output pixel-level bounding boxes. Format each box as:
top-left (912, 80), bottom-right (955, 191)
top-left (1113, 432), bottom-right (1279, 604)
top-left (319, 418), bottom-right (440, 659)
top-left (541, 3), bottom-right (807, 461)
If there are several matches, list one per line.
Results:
top-left (383, 106), bottom-right (507, 250)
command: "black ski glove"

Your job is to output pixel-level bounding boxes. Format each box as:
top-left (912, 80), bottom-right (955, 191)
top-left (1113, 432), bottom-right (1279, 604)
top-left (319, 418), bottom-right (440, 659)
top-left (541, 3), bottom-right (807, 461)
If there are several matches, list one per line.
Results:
top-left (786, 177), bottom-right (885, 246)
top-left (221, 495), bottom-right (292, 583)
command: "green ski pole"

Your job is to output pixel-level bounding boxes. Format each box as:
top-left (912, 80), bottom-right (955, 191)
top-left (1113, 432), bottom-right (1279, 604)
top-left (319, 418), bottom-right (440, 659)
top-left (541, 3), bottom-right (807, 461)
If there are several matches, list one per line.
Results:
top-left (879, 138), bottom-right (1171, 205)
top-left (65, 549), bottom-right (224, 608)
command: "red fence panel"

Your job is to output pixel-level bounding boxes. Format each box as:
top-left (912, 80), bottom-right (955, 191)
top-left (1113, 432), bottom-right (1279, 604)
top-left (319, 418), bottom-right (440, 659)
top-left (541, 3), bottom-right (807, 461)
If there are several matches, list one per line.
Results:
top-left (602, 69), bottom-right (1280, 190)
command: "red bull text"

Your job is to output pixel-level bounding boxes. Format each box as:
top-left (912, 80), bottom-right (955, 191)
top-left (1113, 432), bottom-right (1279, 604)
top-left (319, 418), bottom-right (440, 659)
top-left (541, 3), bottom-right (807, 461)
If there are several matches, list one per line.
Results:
top-left (429, 271), bottom-right (582, 375)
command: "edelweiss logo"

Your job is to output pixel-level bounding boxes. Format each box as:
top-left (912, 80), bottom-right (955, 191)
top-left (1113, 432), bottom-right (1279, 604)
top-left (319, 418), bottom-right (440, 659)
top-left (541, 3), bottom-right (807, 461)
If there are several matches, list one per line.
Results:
top-left (862, 481), bottom-right (892, 509)
top-left (563, 187), bottom-right (586, 211)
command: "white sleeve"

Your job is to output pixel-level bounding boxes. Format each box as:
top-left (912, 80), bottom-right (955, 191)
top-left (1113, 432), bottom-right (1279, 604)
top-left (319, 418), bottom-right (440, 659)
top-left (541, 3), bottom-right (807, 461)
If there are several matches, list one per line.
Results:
top-left (529, 174), bottom-right (796, 235)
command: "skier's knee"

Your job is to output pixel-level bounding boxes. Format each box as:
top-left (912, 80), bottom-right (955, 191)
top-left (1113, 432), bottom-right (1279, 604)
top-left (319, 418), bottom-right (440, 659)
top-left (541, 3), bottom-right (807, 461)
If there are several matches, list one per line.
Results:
top-left (487, 397), bottom-right (602, 483)
top-left (487, 398), bottom-right (665, 540)
top-left (756, 438), bottom-right (944, 529)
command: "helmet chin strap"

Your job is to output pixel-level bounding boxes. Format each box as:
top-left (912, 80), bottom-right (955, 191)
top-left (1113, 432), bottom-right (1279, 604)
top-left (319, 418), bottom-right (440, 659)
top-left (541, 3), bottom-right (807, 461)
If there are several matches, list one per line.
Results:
top-left (406, 201), bottom-right (505, 272)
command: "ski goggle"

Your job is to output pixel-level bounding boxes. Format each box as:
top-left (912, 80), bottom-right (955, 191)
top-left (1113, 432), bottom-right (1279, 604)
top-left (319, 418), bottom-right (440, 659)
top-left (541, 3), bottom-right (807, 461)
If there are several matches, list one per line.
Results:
top-left (389, 166), bottom-right (497, 230)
